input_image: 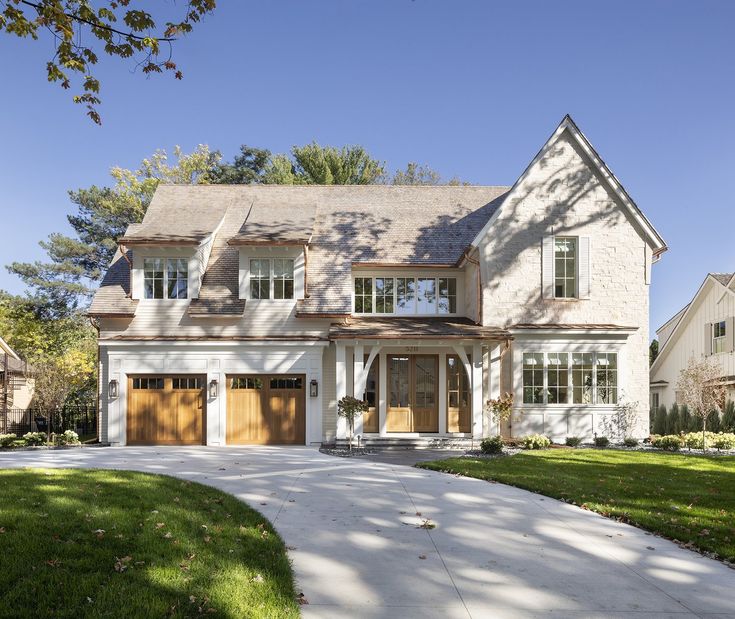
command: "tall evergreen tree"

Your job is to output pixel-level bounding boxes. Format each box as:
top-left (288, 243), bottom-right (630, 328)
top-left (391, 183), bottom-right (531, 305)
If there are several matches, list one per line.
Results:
top-left (708, 408), bottom-right (721, 433)
top-left (667, 403), bottom-right (680, 435)
top-left (653, 405), bottom-right (668, 435)
top-left (722, 400), bottom-right (735, 432)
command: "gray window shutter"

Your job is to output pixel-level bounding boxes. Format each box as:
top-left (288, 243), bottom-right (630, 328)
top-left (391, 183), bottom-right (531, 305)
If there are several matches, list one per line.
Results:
top-left (728, 317), bottom-right (735, 353)
top-left (542, 236), bottom-right (554, 298)
top-left (578, 237), bottom-right (590, 299)
top-left (705, 323), bottom-right (712, 356)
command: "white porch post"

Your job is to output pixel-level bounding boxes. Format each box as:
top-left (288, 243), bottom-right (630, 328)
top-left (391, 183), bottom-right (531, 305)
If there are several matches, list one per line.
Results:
top-left (472, 342), bottom-right (483, 439)
top-left (438, 353), bottom-right (447, 434)
top-left (353, 343), bottom-right (364, 436)
top-left (378, 350), bottom-right (388, 436)
top-left (336, 342), bottom-right (347, 440)
top-left (488, 342), bottom-right (502, 434)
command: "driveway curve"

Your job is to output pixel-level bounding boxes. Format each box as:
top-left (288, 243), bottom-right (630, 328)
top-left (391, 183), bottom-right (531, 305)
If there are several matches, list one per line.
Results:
top-left (0, 446), bottom-right (733, 618)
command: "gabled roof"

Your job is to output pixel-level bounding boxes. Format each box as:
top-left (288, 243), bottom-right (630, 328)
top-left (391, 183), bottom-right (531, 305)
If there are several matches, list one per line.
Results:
top-left (469, 115), bottom-right (667, 255)
top-left (650, 272), bottom-right (733, 374)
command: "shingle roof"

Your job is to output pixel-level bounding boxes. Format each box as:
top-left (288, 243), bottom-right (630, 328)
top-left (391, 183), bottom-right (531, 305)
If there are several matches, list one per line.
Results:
top-left (92, 184), bottom-right (510, 317)
top-left (710, 273), bottom-right (734, 286)
top-left (329, 317), bottom-right (511, 340)
top-left (88, 248), bottom-right (138, 317)
top-left (512, 323), bottom-right (638, 331)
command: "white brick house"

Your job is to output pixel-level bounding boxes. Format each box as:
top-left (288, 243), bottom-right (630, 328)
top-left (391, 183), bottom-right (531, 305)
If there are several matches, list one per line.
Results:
top-left (90, 116), bottom-right (666, 446)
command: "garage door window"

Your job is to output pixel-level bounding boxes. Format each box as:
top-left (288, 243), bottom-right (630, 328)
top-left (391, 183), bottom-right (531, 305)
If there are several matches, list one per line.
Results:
top-left (132, 377), bottom-right (164, 389)
top-left (172, 377), bottom-right (202, 390)
top-left (231, 377), bottom-right (263, 389)
top-left (270, 377), bottom-right (303, 389)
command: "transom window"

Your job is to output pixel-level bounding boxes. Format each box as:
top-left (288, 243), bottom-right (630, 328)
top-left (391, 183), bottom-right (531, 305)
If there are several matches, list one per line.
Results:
top-left (354, 275), bottom-right (458, 315)
top-left (713, 320), bottom-right (726, 354)
top-left (144, 258), bottom-right (188, 299)
top-left (132, 377), bottom-right (164, 390)
top-left (172, 377), bottom-right (202, 390)
top-left (249, 258), bottom-right (295, 300)
top-left (270, 377), bottom-right (303, 389)
top-left (231, 377), bottom-right (263, 390)
top-left (522, 351), bottom-right (617, 405)
top-left (554, 237), bottom-right (577, 298)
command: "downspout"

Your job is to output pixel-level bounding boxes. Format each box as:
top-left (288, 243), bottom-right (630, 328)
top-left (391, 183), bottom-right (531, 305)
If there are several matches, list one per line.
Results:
top-left (89, 317), bottom-right (101, 444)
top-left (303, 244), bottom-right (310, 298)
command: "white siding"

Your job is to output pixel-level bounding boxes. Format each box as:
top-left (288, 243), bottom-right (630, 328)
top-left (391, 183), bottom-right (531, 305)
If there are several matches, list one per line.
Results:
top-left (322, 343), bottom-right (336, 441)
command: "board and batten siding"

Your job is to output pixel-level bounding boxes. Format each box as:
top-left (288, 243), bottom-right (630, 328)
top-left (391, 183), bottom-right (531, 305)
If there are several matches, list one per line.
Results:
top-left (651, 278), bottom-right (735, 408)
top-left (321, 342), bottom-right (337, 441)
top-left (477, 128), bottom-right (653, 432)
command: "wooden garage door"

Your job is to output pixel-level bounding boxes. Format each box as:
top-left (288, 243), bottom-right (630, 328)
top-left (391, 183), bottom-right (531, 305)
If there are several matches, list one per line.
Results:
top-left (226, 375), bottom-right (305, 445)
top-left (127, 375), bottom-right (205, 445)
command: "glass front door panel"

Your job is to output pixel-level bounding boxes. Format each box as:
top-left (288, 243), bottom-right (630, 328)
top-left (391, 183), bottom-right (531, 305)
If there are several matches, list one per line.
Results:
top-left (387, 355), bottom-right (438, 432)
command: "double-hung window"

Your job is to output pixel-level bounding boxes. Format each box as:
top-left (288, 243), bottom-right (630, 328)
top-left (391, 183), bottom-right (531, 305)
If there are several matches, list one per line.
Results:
top-left (396, 277), bottom-right (415, 314)
top-left (522, 351), bottom-right (617, 405)
top-left (249, 258), bottom-right (295, 300)
top-left (354, 277), bottom-right (373, 313)
top-left (713, 320), bottom-right (726, 354)
top-left (554, 237), bottom-right (577, 298)
top-left (375, 277), bottom-right (394, 313)
top-left (144, 258), bottom-right (188, 299)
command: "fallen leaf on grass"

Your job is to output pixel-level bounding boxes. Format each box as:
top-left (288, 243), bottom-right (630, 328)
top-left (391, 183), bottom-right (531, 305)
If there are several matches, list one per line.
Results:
top-left (251, 574), bottom-right (264, 583)
top-left (296, 593), bottom-right (309, 605)
top-left (45, 559), bottom-right (61, 567)
top-left (94, 529), bottom-right (105, 539)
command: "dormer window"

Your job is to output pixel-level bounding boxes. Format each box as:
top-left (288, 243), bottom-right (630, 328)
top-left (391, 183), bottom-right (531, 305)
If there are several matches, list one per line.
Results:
top-left (249, 258), bottom-right (295, 300)
top-left (144, 258), bottom-right (188, 299)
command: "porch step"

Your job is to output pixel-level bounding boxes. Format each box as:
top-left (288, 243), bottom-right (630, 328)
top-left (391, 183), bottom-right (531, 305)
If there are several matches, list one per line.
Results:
top-left (333, 436), bottom-right (476, 450)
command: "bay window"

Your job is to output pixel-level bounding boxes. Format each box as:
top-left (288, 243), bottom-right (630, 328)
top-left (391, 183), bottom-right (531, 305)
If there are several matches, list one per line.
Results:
top-left (522, 351), bottom-right (618, 405)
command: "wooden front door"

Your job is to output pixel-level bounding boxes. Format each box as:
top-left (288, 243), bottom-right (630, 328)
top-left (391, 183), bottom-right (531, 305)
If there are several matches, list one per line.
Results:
top-left (226, 375), bottom-right (305, 445)
top-left (127, 375), bottom-right (205, 445)
top-left (387, 355), bottom-right (438, 432)
top-left (447, 355), bottom-right (471, 433)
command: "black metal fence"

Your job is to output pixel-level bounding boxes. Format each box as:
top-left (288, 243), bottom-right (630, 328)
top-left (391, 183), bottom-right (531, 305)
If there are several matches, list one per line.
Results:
top-left (1, 404), bottom-right (97, 438)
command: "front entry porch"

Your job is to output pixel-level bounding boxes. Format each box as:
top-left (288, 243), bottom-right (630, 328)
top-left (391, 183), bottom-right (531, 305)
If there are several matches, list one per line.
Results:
top-left (330, 318), bottom-right (512, 441)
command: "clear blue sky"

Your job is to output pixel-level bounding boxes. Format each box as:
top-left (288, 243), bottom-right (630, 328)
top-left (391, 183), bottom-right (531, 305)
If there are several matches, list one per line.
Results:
top-left (0, 0), bottom-right (733, 334)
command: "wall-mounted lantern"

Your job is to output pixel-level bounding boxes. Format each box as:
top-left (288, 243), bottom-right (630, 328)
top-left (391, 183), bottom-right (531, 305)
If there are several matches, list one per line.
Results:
top-left (209, 379), bottom-right (218, 399)
top-left (309, 379), bottom-right (318, 398)
top-left (109, 379), bottom-right (119, 399)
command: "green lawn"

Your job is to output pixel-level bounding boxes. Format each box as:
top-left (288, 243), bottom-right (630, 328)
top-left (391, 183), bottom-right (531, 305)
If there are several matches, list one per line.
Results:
top-left (418, 449), bottom-right (735, 563)
top-left (0, 469), bottom-right (299, 618)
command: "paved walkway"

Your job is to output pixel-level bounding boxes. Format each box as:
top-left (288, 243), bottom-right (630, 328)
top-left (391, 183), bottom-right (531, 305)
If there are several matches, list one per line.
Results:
top-left (0, 446), bottom-right (733, 618)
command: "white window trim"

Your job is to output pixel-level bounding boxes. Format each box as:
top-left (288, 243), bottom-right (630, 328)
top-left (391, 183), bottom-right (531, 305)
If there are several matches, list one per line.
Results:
top-left (553, 236), bottom-right (578, 299)
top-left (520, 350), bottom-right (619, 407)
top-left (352, 273), bottom-right (460, 317)
top-left (248, 257), bottom-right (296, 301)
top-left (712, 320), bottom-right (726, 354)
top-left (143, 257), bottom-right (189, 300)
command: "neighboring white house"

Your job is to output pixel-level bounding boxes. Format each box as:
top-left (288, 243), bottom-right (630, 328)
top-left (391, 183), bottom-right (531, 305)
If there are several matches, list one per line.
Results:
top-left (0, 336), bottom-right (34, 430)
top-left (650, 273), bottom-right (735, 409)
top-left (89, 115), bottom-right (667, 447)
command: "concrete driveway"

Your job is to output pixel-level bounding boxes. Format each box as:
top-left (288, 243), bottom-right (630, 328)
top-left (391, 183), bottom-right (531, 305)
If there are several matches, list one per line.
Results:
top-left (0, 446), bottom-right (733, 618)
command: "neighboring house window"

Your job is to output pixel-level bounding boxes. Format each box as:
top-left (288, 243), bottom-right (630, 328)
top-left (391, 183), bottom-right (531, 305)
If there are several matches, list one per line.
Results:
top-left (651, 392), bottom-right (660, 409)
top-left (354, 277), bottom-right (373, 313)
top-left (354, 275), bottom-right (458, 315)
top-left (522, 353), bottom-right (544, 404)
top-left (250, 259), bottom-right (271, 299)
top-left (396, 277), bottom-right (415, 314)
top-left (375, 277), bottom-right (394, 313)
top-left (713, 320), bottom-right (726, 353)
top-left (438, 277), bottom-right (457, 314)
top-left (144, 258), bottom-right (188, 299)
top-left (554, 237), bottom-right (577, 298)
top-left (522, 352), bottom-right (617, 405)
top-left (273, 259), bottom-right (295, 300)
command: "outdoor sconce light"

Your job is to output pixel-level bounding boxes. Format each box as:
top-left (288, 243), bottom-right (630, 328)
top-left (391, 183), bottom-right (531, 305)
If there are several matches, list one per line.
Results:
top-left (108, 379), bottom-right (119, 399)
top-left (310, 379), bottom-right (318, 398)
top-left (209, 379), bottom-right (218, 399)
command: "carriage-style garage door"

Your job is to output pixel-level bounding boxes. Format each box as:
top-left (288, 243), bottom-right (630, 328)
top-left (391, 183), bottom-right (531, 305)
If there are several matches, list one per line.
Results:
top-left (226, 374), bottom-right (305, 445)
top-left (127, 375), bottom-right (205, 445)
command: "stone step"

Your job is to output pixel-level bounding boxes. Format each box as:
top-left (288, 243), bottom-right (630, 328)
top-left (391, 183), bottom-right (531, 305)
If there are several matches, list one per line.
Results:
top-left (333, 436), bottom-right (477, 450)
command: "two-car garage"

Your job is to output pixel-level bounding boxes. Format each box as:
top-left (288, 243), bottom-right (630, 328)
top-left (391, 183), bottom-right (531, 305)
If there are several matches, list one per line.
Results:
top-left (126, 374), bottom-right (306, 445)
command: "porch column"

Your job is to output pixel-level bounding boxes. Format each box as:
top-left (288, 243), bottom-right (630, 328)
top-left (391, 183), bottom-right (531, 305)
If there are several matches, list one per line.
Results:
top-left (488, 342), bottom-right (502, 434)
top-left (353, 343), bottom-right (364, 436)
top-left (438, 353), bottom-right (447, 434)
top-left (336, 342), bottom-right (347, 440)
top-left (472, 342), bottom-right (483, 439)
top-left (378, 350), bottom-right (387, 436)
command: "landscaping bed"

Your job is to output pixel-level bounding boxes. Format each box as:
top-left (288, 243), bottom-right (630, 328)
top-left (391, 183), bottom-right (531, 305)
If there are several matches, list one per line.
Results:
top-left (418, 449), bottom-right (735, 564)
top-left (0, 469), bottom-right (299, 618)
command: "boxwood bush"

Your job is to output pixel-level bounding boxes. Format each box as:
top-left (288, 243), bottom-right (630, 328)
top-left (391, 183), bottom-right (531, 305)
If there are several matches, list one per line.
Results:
top-left (651, 434), bottom-right (683, 451)
top-left (0, 433), bottom-right (17, 447)
top-left (480, 435), bottom-right (504, 455)
top-left (22, 432), bottom-right (46, 446)
top-left (522, 434), bottom-right (551, 450)
top-left (565, 436), bottom-right (582, 447)
top-left (594, 436), bottom-right (610, 448)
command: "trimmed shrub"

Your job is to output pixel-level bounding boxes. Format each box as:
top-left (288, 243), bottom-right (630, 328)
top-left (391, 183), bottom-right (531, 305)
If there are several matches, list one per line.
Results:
top-left (623, 437), bottom-right (639, 447)
top-left (480, 436), bottom-right (504, 455)
top-left (652, 434), bottom-right (683, 451)
top-left (522, 434), bottom-right (551, 450)
top-left (22, 432), bottom-right (46, 447)
top-left (0, 433), bottom-right (17, 447)
top-left (712, 433), bottom-right (735, 451)
top-left (722, 400), bottom-right (735, 433)
top-left (652, 405), bottom-right (668, 435)
top-left (594, 436), bottom-right (610, 448)
top-left (565, 436), bottom-right (582, 447)
top-left (54, 430), bottom-right (80, 446)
